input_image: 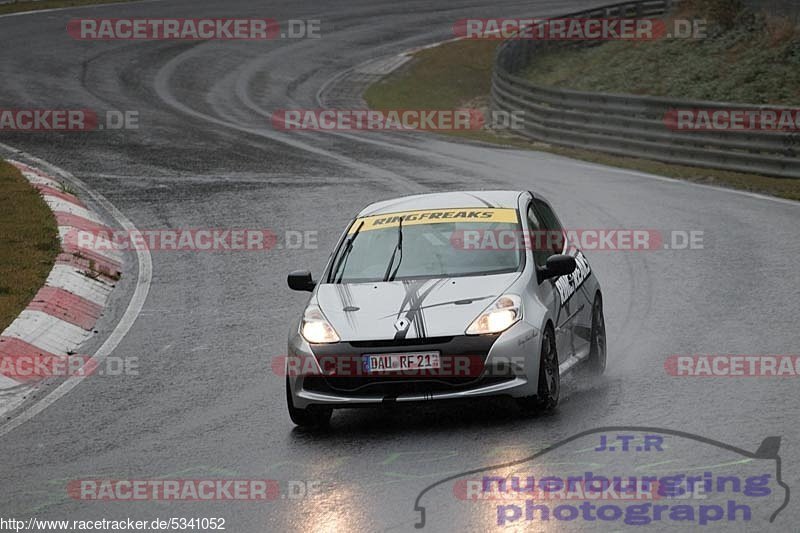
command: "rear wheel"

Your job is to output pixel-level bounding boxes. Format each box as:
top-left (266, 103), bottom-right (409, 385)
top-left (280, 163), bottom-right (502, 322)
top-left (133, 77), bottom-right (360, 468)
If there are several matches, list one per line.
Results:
top-left (517, 326), bottom-right (559, 415)
top-left (286, 376), bottom-right (332, 428)
top-left (587, 294), bottom-right (606, 375)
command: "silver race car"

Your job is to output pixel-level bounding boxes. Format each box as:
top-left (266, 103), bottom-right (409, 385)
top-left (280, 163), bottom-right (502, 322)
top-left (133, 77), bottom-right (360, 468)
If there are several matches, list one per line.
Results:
top-left (285, 191), bottom-right (605, 426)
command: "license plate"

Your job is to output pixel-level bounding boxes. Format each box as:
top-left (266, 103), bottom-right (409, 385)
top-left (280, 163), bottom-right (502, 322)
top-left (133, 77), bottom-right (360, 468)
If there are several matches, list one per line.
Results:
top-left (363, 352), bottom-right (440, 373)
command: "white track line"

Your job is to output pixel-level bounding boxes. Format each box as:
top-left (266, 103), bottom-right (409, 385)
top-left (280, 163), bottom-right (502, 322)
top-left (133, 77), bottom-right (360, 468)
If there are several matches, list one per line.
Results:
top-left (0, 0), bottom-right (163, 19)
top-left (567, 160), bottom-right (800, 207)
top-left (155, 45), bottom-right (422, 194)
top-left (0, 143), bottom-right (152, 436)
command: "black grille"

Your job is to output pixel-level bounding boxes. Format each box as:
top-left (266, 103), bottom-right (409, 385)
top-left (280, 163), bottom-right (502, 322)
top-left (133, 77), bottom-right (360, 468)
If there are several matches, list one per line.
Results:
top-left (303, 375), bottom-right (513, 397)
top-left (303, 334), bottom-right (508, 398)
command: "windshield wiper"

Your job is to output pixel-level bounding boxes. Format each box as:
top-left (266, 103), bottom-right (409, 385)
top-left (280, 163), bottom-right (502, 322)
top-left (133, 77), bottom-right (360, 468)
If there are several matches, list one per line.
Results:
top-left (382, 218), bottom-right (403, 282)
top-left (331, 220), bottom-right (364, 283)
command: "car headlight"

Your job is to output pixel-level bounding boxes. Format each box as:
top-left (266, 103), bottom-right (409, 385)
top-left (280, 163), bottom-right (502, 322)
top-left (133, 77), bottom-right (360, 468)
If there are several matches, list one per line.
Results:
top-left (300, 305), bottom-right (340, 344)
top-left (466, 295), bottom-right (521, 335)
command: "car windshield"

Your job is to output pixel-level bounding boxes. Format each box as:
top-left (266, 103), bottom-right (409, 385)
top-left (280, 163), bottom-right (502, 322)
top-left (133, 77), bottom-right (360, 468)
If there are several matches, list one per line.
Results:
top-left (327, 208), bottom-right (523, 283)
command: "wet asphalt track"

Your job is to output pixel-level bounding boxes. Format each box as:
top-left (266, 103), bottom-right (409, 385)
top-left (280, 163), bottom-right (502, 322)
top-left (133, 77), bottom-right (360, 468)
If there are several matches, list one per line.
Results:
top-left (1, 0), bottom-right (799, 531)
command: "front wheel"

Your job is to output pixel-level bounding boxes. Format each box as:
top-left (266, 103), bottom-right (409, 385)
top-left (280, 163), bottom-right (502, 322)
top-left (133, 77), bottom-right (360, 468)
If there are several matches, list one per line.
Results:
top-left (517, 326), bottom-right (559, 415)
top-left (286, 377), bottom-right (332, 428)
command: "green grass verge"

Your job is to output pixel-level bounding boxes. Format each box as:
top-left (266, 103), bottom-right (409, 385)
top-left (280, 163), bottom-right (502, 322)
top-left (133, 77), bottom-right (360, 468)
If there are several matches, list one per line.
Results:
top-left (0, 0), bottom-right (130, 15)
top-left (0, 160), bottom-right (60, 333)
top-left (363, 38), bottom-right (800, 201)
top-left (365, 40), bottom-right (499, 110)
top-left (364, 39), bottom-right (501, 143)
top-left (521, 15), bottom-right (800, 105)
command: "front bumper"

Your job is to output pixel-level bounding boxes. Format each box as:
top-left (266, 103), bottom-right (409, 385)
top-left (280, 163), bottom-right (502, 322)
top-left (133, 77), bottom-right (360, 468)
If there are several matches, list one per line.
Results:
top-left (287, 320), bottom-right (540, 409)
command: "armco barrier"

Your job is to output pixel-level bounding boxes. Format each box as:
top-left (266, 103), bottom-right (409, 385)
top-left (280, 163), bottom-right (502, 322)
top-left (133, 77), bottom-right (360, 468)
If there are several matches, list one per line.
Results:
top-left (490, 0), bottom-right (800, 179)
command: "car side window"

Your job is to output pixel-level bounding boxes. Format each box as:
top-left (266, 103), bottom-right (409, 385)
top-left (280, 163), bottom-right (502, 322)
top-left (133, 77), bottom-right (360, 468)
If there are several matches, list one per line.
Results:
top-left (526, 205), bottom-right (550, 268)
top-left (533, 199), bottom-right (566, 256)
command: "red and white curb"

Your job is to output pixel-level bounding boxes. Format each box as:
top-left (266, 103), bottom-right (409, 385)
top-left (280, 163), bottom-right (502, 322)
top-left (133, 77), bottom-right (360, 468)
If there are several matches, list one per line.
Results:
top-left (0, 161), bottom-right (122, 394)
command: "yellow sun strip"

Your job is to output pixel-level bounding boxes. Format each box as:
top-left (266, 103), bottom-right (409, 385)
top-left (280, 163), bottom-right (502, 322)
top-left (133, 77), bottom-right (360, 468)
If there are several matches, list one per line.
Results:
top-left (350, 208), bottom-right (519, 233)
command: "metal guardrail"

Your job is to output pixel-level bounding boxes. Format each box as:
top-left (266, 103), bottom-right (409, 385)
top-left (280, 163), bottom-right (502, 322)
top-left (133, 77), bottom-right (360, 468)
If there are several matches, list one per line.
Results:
top-left (490, 0), bottom-right (800, 179)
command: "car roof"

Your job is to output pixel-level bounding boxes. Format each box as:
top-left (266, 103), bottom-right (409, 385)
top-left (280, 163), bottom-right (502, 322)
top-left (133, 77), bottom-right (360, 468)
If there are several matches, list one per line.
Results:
top-left (358, 191), bottom-right (526, 217)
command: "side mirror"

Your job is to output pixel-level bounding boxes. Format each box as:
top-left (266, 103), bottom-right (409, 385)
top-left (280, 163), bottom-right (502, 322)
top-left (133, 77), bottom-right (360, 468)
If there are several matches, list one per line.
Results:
top-left (538, 254), bottom-right (576, 282)
top-left (288, 270), bottom-right (316, 292)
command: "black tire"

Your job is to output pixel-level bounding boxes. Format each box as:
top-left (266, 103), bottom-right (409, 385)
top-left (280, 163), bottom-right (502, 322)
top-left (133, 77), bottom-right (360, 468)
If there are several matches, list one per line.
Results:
top-left (587, 294), bottom-right (607, 375)
top-left (286, 376), bottom-right (332, 428)
top-left (517, 325), bottom-right (559, 415)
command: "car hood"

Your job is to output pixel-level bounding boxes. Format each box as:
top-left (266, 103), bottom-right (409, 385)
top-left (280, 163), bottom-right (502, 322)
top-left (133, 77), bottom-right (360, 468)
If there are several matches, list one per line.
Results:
top-left (315, 273), bottom-right (521, 341)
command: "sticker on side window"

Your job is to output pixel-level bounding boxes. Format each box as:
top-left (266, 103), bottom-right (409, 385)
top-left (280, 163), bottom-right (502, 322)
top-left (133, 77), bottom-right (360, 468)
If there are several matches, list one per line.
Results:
top-left (554, 250), bottom-right (591, 304)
